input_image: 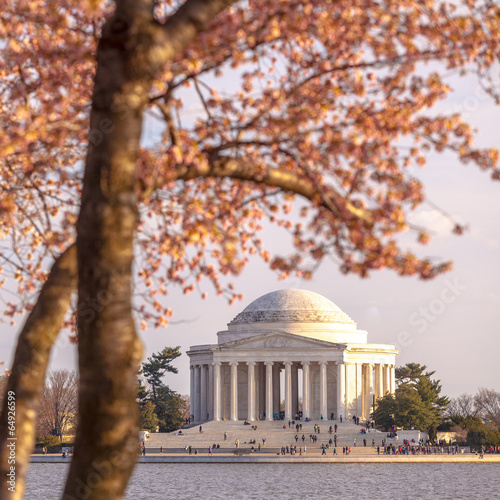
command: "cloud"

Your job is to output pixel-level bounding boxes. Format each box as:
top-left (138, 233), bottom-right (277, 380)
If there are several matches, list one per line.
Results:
top-left (408, 209), bottom-right (455, 235)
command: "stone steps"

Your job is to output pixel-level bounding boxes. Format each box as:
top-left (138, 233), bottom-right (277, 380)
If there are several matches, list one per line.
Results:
top-left (145, 420), bottom-right (394, 451)
top-left (141, 446), bottom-right (382, 455)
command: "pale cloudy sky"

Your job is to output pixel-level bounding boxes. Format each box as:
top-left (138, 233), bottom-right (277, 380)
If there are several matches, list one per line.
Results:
top-left (1, 68), bottom-right (499, 402)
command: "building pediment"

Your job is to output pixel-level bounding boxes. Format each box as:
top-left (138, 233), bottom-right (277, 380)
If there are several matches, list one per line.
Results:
top-left (213, 331), bottom-right (346, 351)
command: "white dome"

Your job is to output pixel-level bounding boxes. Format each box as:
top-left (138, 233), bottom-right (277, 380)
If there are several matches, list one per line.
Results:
top-left (229, 289), bottom-right (355, 325)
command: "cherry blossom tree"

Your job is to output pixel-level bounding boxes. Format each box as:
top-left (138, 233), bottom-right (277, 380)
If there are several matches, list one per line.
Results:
top-left (1, 0), bottom-right (499, 497)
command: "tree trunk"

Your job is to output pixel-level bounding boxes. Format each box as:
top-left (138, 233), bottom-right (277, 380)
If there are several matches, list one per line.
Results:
top-left (63, 1), bottom-right (237, 496)
top-left (0, 244), bottom-right (77, 500)
top-left (62, 6), bottom-right (145, 498)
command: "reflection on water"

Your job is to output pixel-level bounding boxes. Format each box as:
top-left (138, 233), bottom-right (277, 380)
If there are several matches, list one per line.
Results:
top-left (25, 462), bottom-right (499, 500)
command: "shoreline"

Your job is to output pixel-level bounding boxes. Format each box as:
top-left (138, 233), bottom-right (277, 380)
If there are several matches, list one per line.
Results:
top-left (30, 454), bottom-right (500, 464)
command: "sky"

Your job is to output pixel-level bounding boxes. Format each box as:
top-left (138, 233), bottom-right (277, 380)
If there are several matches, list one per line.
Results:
top-left (1, 64), bottom-right (499, 404)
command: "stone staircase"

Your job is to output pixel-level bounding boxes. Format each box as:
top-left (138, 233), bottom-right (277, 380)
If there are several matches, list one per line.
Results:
top-left (145, 420), bottom-right (395, 454)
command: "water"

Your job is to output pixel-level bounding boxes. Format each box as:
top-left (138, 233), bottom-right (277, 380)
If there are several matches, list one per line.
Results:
top-left (24, 463), bottom-right (500, 499)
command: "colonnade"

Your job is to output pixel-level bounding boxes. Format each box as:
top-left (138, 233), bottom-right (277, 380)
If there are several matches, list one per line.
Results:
top-left (190, 360), bottom-right (396, 424)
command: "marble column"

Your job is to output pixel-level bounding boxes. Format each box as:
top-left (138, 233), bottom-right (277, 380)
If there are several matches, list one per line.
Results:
top-left (383, 364), bottom-right (390, 395)
top-left (189, 365), bottom-right (194, 422)
top-left (259, 363), bottom-right (266, 420)
top-left (200, 364), bottom-right (207, 422)
top-left (273, 363), bottom-right (281, 417)
top-left (230, 361), bottom-right (239, 421)
top-left (193, 365), bottom-right (201, 422)
top-left (361, 364), bottom-right (367, 419)
top-left (319, 361), bottom-right (328, 419)
top-left (337, 362), bottom-right (346, 420)
top-left (247, 361), bottom-right (256, 421)
top-left (284, 361), bottom-right (292, 420)
top-left (254, 363), bottom-right (260, 419)
top-left (212, 362), bottom-right (221, 421)
top-left (292, 364), bottom-right (299, 417)
top-left (301, 361), bottom-right (311, 419)
top-left (390, 365), bottom-right (396, 394)
top-left (265, 361), bottom-right (274, 421)
top-left (345, 363), bottom-right (352, 418)
top-left (365, 364), bottom-right (374, 420)
top-left (207, 363), bottom-right (214, 420)
top-left (375, 364), bottom-right (383, 401)
top-left (356, 364), bottom-right (364, 417)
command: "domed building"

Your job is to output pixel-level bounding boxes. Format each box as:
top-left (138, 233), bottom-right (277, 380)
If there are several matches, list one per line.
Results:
top-left (187, 289), bottom-right (397, 424)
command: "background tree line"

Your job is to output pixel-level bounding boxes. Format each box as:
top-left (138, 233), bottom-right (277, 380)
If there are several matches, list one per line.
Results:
top-left (445, 389), bottom-right (500, 448)
top-left (372, 362), bottom-right (500, 447)
top-left (0, 369), bottom-right (78, 448)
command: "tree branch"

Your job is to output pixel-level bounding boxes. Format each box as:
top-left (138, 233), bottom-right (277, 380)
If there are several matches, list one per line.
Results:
top-left (161, 0), bottom-right (237, 56)
top-left (149, 155), bottom-right (373, 224)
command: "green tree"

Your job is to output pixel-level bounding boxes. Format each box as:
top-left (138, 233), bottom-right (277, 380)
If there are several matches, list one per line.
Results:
top-left (396, 362), bottom-right (449, 440)
top-left (372, 394), bottom-right (397, 431)
top-left (140, 401), bottom-right (159, 432)
top-left (415, 377), bottom-right (448, 440)
top-left (137, 377), bottom-right (149, 405)
top-left (395, 363), bottom-right (429, 385)
top-left (139, 346), bottom-right (185, 432)
top-left (395, 384), bottom-right (436, 435)
top-left (373, 362), bottom-right (449, 440)
top-left (154, 386), bottom-right (186, 432)
top-left (142, 347), bottom-right (181, 402)
top-left (467, 427), bottom-right (500, 448)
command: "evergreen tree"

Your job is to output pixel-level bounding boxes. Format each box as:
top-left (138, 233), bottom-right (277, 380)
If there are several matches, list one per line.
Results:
top-left (373, 362), bottom-right (449, 441)
top-left (395, 362), bottom-right (429, 385)
top-left (453, 415), bottom-right (500, 448)
top-left (467, 426), bottom-right (500, 448)
top-left (395, 384), bottom-right (434, 433)
top-left (138, 346), bottom-right (185, 432)
top-left (142, 347), bottom-right (181, 403)
top-left (396, 362), bottom-right (449, 440)
top-left (154, 386), bottom-right (186, 432)
top-left (137, 377), bottom-right (148, 405)
top-left (140, 401), bottom-right (159, 432)
top-left (372, 394), bottom-right (396, 431)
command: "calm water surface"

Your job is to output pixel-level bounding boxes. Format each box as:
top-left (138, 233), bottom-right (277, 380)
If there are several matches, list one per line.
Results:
top-left (25, 463), bottom-right (500, 500)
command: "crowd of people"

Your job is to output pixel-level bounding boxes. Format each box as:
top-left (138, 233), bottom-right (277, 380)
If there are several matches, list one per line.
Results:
top-left (138, 417), bottom-right (500, 458)
top-left (380, 442), bottom-right (464, 455)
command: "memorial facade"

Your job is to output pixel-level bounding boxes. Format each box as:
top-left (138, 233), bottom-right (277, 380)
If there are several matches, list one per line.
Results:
top-left (187, 289), bottom-right (397, 423)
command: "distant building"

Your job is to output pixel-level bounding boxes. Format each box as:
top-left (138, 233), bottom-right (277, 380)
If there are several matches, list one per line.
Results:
top-left (187, 289), bottom-right (397, 423)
